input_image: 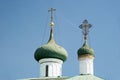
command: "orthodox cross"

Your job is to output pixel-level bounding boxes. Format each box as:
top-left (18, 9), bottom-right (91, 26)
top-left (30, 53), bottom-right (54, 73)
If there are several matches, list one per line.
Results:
top-left (48, 8), bottom-right (56, 38)
top-left (79, 20), bottom-right (92, 40)
top-left (48, 8), bottom-right (56, 22)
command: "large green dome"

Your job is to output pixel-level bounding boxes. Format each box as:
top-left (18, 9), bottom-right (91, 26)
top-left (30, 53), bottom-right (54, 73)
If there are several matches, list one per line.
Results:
top-left (34, 28), bottom-right (68, 62)
top-left (77, 40), bottom-right (94, 57)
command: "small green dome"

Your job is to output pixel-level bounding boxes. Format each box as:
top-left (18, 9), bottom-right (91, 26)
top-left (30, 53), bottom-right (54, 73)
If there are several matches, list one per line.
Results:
top-left (34, 29), bottom-right (68, 62)
top-left (77, 40), bottom-right (94, 57)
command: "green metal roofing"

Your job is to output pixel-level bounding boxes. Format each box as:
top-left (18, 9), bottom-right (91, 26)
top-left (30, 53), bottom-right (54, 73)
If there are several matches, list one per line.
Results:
top-left (34, 28), bottom-right (68, 62)
top-left (66, 75), bottom-right (104, 80)
top-left (20, 77), bottom-right (68, 80)
top-left (20, 75), bottom-right (104, 80)
top-left (77, 40), bottom-right (94, 57)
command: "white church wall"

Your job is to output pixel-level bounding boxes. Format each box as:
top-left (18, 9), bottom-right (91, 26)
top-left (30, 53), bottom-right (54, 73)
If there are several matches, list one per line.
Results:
top-left (39, 58), bottom-right (63, 77)
top-left (79, 57), bottom-right (94, 75)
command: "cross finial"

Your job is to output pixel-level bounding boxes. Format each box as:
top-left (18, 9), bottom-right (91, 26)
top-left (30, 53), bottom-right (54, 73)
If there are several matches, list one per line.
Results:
top-left (48, 8), bottom-right (56, 27)
top-left (79, 19), bottom-right (92, 40)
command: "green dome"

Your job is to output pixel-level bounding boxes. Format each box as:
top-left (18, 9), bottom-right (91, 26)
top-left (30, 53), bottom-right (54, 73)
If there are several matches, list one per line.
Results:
top-left (77, 40), bottom-right (94, 57)
top-left (34, 28), bottom-right (68, 62)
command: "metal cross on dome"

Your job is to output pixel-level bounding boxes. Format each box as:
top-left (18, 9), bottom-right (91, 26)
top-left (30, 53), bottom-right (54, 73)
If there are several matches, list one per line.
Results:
top-left (79, 19), bottom-right (92, 40)
top-left (48, 8), bottom-right (56, 22)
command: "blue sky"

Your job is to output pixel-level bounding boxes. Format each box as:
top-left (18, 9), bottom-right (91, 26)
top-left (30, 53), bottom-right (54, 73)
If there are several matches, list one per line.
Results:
top-left (0, 0), bottom-right (120, 80)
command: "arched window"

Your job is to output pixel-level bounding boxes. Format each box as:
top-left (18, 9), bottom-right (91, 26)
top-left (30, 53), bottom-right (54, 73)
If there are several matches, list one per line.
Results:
top-left (45, 65), bottom-right (49, 77)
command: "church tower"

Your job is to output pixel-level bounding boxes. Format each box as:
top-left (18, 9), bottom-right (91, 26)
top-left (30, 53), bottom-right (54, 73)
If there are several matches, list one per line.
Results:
top-left (34, 8), bottom-right (68, 77)
top-left (77, 20), bottom-right (94, 75)
top-left (20, 9), bottom-right (104, 80)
